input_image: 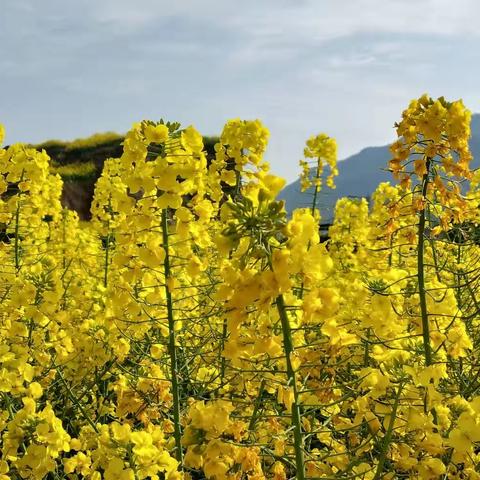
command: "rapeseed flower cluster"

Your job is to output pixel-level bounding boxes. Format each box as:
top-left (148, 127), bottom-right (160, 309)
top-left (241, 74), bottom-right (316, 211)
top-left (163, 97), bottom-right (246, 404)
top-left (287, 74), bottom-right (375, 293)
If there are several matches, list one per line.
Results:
top-left (0, 94), bottom-right (479, 479)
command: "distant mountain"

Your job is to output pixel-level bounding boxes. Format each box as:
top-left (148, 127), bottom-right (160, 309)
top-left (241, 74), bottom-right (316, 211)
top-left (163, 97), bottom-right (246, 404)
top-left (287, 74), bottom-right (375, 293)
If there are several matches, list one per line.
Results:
top-left (279, 114), bottom-right (480, 222)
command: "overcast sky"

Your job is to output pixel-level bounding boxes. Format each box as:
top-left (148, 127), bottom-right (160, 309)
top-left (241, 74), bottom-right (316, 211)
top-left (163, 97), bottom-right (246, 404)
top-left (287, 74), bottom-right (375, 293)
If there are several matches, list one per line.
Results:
top-left (2, 0), bottom-right (480, 182)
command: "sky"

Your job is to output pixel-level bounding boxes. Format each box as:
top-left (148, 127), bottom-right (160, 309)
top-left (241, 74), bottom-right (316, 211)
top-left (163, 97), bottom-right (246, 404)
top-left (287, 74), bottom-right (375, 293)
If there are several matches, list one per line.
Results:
top-left (1, 0), bottom-right (480, 183)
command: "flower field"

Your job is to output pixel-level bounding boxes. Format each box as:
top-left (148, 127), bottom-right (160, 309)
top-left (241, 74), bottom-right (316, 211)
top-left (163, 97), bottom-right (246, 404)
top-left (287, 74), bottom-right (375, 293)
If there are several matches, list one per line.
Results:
top-left (1, 94), bottom-right (480, 479)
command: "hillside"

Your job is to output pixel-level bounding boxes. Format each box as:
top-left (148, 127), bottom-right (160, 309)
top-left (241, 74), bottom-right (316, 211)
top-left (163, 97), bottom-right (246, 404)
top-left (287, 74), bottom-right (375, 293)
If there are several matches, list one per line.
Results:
top-left (31, 132), bottom-right (219, 219)
top-left (279, 114), bottom-right (480, 221)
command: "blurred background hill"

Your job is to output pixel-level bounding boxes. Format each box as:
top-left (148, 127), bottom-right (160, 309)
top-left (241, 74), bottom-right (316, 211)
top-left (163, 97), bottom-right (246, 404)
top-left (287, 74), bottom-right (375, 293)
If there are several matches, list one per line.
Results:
top-left (28, 133), bottom-right (218, 219)
top-left (279, 114), bottom-right (480, 221)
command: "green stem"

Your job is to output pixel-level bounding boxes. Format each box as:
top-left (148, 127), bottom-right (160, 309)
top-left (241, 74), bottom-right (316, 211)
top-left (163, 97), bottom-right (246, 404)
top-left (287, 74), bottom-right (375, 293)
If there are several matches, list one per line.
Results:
top-left (418, 159), bottom-right (433, 367)
top-left (248, 379), bottom-right (266, 432)
top-left (219, 318), bottom-right (228, 387)
top-left (417, 159), bottom-right (439, 425)
top-left (298, 160), bottom-right (322, 300)
top-left (61, 210), bottom-right (68, 309)
top-left (275, 294), bottom-right (305, 480)
top-left (62, 210), bottom-right (67, 272)
top-left (310, 159), bottom-right (322, 217)
top-left (57, 369), bottom-right (98, 433)
top-left (363, 328), bottom-right (371, 367)
top-left (104, 232), bottom-right (111, 288)
top-left (13, 170), bottom-right (25, 273)
top-left (162, 209), bottom-right (183, 467)
top-left (373, 382), bottom-right (404, 480)
top-left (14, 200), bottom-right (21, 272)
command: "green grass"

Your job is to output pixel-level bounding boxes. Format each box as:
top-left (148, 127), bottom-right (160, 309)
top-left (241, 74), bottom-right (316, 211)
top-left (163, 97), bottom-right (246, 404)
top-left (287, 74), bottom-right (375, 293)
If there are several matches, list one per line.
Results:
top-left (50, 161), bottom-right (97, 181)
top-left (36, 132), bottom-right (124, 152)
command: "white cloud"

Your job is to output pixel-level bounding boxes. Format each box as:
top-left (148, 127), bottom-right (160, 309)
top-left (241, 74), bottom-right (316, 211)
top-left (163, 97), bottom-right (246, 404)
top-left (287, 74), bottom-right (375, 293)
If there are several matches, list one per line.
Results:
top-left (55, 0), bottom-right (480, 43)
top-left (221, 0), bottom-right (480, 68)
top-left (231, 0), bottom-right (480, 39)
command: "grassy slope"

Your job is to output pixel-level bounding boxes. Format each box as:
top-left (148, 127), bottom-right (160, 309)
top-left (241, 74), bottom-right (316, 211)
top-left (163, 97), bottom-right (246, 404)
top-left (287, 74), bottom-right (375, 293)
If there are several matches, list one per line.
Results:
top-left (33, 132), bottom-right (219, 220)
